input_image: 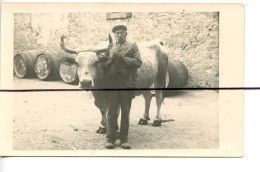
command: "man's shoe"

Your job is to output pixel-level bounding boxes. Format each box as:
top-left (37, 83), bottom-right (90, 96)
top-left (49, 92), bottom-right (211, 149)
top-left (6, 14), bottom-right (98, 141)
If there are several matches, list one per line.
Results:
top-left (120, 142), bottom-right (131, 149)
top-left (105, 142), bottom-right (115, 149)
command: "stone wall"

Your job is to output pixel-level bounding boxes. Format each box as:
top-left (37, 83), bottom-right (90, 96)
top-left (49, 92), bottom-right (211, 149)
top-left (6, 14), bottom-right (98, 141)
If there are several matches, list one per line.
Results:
top-left (14, 12), bottom-right (219, 88)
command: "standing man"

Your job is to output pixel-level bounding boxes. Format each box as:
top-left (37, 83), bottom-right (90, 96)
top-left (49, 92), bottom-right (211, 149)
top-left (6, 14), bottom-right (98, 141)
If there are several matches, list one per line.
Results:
top-left (105, 25), bottom-right (142, 149)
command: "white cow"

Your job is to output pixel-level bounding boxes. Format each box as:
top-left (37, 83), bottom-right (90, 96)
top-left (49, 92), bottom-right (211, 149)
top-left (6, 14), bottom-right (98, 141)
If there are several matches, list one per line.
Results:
top-left (60, 34), bottom-right (168, 133)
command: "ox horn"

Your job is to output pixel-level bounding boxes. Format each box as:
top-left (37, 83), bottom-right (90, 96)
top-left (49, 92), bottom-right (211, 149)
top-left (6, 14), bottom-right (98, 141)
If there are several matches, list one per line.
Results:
top-left (77, 34), bottom-right (113, 53)
top-left (80, 33), bottom-right (113, 53)
top-left (60, 34), bottom-right (113, 55)
top-left (60, 35), bottom-right (77, 54)
top-left (109, 33), bottom-right (113, 44)
top-left (60, 35), bottom-right (103, 54)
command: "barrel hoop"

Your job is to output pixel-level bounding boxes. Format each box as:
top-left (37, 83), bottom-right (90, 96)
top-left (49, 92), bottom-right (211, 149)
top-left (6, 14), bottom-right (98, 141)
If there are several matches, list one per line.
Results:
top-left (23, 51), bottom-right (36, 76)
top-left (59, 62), bottom-right (78, 84)
top-left (34, 53), bottom-right (54, 80)
top-left (14, 53), bottom-right (29, 78)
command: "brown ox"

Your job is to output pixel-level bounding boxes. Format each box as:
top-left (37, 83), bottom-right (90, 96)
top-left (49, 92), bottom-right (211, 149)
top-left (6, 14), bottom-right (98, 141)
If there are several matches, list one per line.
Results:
top-left (60, 34), bottom-right (168, 134)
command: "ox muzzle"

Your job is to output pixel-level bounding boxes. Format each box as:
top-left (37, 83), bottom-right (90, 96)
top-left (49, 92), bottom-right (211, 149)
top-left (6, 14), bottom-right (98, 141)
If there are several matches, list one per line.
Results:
top-left (79, 79), bottom-right (93, 89)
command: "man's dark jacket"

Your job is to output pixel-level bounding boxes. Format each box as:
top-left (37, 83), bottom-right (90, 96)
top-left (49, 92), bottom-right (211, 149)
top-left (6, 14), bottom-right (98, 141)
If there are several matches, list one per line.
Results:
top-left (107, 41), bottom-right (142, 88)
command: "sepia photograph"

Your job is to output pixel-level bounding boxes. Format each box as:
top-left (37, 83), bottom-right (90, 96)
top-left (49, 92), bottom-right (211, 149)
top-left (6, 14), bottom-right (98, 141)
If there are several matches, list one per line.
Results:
top-left (0, 3), bottom-right (244, 157)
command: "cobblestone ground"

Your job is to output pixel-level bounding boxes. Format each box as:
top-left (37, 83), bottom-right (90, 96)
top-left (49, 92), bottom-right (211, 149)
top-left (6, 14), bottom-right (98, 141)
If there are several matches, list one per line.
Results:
top-left (13, 77), bottom-right (219, 150)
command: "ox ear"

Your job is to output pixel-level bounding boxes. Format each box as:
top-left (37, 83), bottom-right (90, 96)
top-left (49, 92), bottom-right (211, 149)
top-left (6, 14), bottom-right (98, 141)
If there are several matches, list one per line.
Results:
top-left (108, 33), bottom-right (113, 44)
top-left (62, 57), bottom-right (76, 66)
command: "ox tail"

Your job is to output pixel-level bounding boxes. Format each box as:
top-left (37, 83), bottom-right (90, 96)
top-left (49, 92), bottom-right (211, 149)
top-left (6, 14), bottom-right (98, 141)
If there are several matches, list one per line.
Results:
top-left (154, 43), bottom-right (168, 89)
top-left (60, 35), bottom-right (77, 54)
top-left (154, 42), bottom-right (168, 102)
top-left (156, 40), bottom-right (167, 101)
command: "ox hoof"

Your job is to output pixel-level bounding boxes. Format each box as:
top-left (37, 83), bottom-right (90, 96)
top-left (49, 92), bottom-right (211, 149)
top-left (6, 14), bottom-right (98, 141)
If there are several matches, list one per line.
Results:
top-left (152, 120), bottom-right (161, 127)
top-left (138, 117), bottom-right (150, 125)
top-left (96, 127), bottom-right (106, 134)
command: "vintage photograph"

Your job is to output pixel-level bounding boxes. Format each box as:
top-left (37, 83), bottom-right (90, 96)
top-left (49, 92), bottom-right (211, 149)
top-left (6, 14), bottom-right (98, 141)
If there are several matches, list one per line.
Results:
top-left (0, 3), bottom-right (243, 157)
top-left (13, 11), bottom-right (219, 150)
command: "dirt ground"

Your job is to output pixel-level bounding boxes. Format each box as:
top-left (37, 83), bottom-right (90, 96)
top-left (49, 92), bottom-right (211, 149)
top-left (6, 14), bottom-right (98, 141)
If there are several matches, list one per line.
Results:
top-left (13, 77), bottom-right (219, 150)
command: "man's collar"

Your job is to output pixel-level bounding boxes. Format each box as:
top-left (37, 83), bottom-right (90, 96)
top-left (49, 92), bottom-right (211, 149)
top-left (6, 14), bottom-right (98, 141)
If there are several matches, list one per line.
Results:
top-left (113, 41), bottom-right (128, 52)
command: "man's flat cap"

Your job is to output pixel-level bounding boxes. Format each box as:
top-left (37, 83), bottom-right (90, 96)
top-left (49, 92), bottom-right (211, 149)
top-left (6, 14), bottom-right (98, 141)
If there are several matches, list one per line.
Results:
top-left (112, 25), bottom-right (127, 33)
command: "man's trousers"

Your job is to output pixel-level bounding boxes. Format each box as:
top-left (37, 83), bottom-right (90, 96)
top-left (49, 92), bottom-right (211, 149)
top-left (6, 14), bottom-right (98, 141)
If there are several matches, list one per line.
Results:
top-left (106, 90), bottom-right (133, 143)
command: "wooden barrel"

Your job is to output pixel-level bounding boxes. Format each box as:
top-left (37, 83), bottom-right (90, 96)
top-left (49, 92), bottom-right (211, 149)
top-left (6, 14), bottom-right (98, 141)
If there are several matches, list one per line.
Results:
top-left (13, 50), bottom-right (43, 78)
top-left (34, 51), bottom-right (64, 80)
top-left (59, 58), bottom-right (79, 85)
top-left (163, 59), bottom-right (189, 96)
top-left (167, 59), bottom-right (189, 88)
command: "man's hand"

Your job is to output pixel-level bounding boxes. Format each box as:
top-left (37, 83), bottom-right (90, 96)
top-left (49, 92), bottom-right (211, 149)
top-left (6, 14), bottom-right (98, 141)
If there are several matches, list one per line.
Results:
top-left (113, 53), bottom-right (125, 64)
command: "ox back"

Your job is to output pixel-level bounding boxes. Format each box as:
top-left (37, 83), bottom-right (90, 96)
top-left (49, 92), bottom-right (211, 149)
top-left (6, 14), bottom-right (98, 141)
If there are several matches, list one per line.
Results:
top-left (89, 40), bottom-right (168, 111)
top-left (135, 40), bottom-right (168, 95)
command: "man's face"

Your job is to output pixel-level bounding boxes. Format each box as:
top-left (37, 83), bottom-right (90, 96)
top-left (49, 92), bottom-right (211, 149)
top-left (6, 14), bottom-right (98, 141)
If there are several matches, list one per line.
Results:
top-left (114, 30), bottom-right (127, 44)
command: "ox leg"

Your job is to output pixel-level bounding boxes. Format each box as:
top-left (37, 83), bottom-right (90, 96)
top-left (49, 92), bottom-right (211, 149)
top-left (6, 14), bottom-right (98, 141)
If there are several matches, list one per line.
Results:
top-left (96, 106), bottom-right (119, 135)
top-left (153, 90), bottom-right (163, 127)
top-left (138, 91), bottom-right (152, 125)
top-left (96, 109), bottom-right (107, 134)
